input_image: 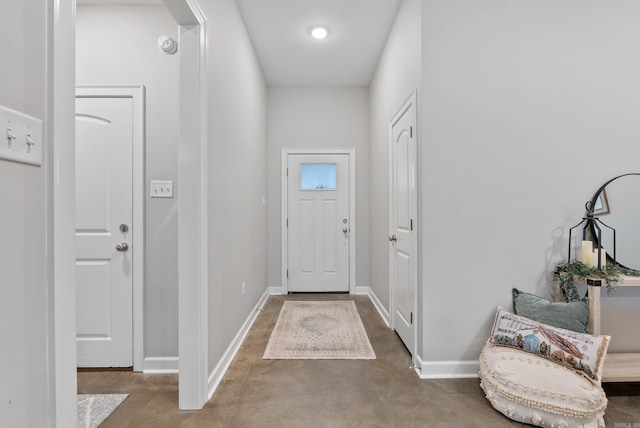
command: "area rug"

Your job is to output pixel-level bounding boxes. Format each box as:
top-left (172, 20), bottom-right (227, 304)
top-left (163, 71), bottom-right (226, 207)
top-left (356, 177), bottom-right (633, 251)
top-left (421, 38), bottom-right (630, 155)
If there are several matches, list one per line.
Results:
top-left (263, 300), bottom-right (376, 360)
top-left (77, 393), bottom-right (128, 428)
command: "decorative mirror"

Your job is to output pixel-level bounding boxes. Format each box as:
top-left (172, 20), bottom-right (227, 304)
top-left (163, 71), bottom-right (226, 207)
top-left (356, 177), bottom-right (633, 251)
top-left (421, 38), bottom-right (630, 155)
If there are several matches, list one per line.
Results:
top-left (588, 173), bottom-right (640, 271)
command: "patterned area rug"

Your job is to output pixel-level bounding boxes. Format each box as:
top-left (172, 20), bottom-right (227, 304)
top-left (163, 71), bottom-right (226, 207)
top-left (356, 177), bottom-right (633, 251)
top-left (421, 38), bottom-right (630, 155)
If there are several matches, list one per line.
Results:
top-left (77, 393), bottom-right (128, 428)
top-left (263, 301), bottom-right (376, 360)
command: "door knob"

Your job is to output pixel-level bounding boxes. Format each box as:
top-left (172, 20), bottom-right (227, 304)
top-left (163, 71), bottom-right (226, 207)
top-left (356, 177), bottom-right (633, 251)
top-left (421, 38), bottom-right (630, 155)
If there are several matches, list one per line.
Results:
top-left (116, 242), bottom-right (129, 252)
top-left (343, 228), bottom-right (348, 233)
top-left (389, 235), bottom-right (397, 242)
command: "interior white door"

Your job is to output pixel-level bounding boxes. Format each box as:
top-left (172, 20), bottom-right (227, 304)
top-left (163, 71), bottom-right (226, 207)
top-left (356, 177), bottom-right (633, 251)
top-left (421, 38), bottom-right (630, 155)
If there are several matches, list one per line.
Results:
top-left (287, 154), bottom-right (350, 292)
top-left (75, 95), bottom-right (134, 367)
top-left (389, 93), bottom-right (417, 356)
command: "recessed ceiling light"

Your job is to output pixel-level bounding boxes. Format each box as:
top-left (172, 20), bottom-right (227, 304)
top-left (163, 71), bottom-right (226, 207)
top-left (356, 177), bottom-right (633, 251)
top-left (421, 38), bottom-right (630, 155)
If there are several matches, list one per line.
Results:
top-left (311, 27), bottom-right (328, 40)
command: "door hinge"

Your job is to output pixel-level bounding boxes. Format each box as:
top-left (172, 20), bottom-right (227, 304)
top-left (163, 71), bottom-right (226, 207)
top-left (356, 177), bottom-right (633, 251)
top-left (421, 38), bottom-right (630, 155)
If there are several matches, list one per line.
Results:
top-left (410, 219), bottom-right (413, 231)
top-left (286, 168), bottom-right (289, 177)
top-left (410, 126), bottom-right (413, 138)
top-left (286, 269), bottom-right (289, 279)
top-left (286, 218), bottom-right (288, 228)
top-left (410, 312), bottom-right (413, 324)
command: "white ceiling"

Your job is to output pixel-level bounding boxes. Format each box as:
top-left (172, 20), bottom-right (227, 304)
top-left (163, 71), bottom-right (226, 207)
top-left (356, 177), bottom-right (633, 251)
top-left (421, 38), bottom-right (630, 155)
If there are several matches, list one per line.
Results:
top-left (77, 0), bottom-right (162, 4)
top-left (235, 0), bottom-right (403, 87)
top-left (76, 0), bottom-right (403, 87)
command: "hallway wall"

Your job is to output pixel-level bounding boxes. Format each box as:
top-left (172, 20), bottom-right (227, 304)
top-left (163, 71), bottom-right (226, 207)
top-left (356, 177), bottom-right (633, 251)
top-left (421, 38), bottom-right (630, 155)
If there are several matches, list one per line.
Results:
top-left (76, 5), bottom-right (181, 362)
top-left (0, 0), bottom-right (49, 426)
top-left (420, 0), bottom-right (640, 370)
top-left (199, 0), bottom-right (269, 374)
top-left (368, 0), bottom-right (421, 313)
top-left (266, 87), bottom-right (371, 291)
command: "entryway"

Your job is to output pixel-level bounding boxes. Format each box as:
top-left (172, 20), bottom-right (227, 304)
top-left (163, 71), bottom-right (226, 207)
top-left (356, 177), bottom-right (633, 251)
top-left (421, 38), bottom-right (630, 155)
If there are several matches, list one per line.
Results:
top-left (281, 149), bottom-right (356, 293)
top-left (389, 92), bottom-right (418, 358)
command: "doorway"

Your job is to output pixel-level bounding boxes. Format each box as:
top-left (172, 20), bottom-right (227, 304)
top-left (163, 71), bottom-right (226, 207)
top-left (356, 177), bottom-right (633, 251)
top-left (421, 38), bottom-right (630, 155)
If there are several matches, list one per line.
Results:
top-left (51, 0), bottom-right (207, 424)
top-left (389, 92), bottom-right (418, 358)
top-left (281, 149), bottom-right (356, 294)
top-left (75, 86), bottom-right (145, 369)
top-left (75, 1), bottom-right (182, 374)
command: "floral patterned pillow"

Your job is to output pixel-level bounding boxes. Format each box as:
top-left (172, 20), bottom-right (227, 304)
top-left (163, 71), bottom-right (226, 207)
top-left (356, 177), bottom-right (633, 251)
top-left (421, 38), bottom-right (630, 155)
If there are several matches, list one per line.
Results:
top-left (489, 307), bottom-right (610, 383)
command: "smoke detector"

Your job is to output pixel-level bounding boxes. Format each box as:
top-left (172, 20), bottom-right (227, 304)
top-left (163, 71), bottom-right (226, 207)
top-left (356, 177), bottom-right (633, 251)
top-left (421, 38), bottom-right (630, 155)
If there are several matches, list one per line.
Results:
top-left (158, 36), bottom-right (178, 55)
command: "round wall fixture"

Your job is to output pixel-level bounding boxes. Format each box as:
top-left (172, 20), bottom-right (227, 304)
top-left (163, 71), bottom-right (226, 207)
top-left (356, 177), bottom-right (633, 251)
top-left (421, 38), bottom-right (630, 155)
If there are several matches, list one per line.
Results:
top-left (158, 36), bottom-right (178, 54)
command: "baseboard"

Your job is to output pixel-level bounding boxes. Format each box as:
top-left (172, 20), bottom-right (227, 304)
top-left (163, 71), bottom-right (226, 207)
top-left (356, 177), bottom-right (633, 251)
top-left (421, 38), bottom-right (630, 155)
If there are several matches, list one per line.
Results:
top-left (271, 286), bottom-right (368, 295)
top-left (366, 287), bottom-right (390, 327)
top-left (415, 354), bottom-right (479, 379)
top-left (207, 287), bottom-right (270, 399)
top-left (268, 286), bottom-right (284, 295)
top-left (364, 289), bottom-right (476, 380)
top-left (143, 357), bottom-right (179, 374)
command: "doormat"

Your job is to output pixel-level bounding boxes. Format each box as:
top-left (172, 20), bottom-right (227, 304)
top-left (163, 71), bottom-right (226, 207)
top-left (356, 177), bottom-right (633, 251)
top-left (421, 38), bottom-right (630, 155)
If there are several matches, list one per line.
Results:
top-left (77, 393), bottom-right (128, 428)
top-left (263, 301), bottom-right (376, 360)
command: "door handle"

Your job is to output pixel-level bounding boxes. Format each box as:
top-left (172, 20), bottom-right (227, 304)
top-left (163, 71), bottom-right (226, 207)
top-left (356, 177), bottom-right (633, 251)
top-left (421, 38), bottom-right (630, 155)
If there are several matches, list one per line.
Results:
top-left (116, 242), bottom-right (129, 252)
top-left (389, 235), bottom-right (397, 242)
top-left (343, 228), bottom-right (348, 233)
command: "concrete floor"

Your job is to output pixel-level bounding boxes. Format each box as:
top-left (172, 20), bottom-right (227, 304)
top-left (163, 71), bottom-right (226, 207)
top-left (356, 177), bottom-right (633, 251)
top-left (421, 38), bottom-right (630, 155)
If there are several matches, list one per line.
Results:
top-left (78, 294), bottom-right (640, 427)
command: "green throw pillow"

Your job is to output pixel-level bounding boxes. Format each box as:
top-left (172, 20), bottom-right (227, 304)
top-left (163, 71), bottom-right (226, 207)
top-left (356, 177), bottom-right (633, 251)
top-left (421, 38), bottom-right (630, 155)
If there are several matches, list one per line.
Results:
top-left (512, 288), bottom-right (588, 333)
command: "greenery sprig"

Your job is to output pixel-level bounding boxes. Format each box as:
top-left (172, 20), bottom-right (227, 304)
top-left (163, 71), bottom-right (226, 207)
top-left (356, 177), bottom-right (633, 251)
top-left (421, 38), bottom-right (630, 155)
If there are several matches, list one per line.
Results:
top-left (554, 260), bottom-right (640, 302)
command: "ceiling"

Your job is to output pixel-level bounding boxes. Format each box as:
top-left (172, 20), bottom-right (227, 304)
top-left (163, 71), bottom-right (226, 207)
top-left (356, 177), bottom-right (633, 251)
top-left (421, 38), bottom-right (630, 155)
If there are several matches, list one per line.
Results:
top-left (76, 0), bottom-right (403, 87)
top-left (77, 0), bottom-right (163, 4)
top-left (235, 0), bottom-right (403, 87)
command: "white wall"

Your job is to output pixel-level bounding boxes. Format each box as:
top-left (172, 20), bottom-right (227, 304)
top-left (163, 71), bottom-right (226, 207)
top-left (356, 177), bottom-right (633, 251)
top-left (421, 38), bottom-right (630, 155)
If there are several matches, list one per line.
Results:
top-left (76, 5), bottom-right (180, 360)
top-left (0, 0), bottom-right (50, 426)
top-left (199, 0), bottom-right (268, 373)
top-left (420, 0), bottom-right (640, 366)
top-left (267, 87), bottom-right (370, 291)
top-left (368, 0), bottom-right (421, 310)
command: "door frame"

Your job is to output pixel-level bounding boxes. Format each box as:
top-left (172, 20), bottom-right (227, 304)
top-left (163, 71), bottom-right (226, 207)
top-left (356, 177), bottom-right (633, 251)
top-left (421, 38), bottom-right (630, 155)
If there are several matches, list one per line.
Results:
top-left (388, 91), bottom-right (418, 360)
top-left (172, 0), bottom-right (209, 411)
top-left (50, 0), bottom-right (208, 424)
top-left (75, 85), bottom-right (146, 370)
top-left (281, 148), bottom-right (356, 294)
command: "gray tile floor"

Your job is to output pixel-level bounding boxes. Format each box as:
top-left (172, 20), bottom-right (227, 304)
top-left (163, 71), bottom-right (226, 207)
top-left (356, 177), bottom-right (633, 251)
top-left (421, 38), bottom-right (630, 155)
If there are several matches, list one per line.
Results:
top-left (78, 294), bottom-right (640, 427)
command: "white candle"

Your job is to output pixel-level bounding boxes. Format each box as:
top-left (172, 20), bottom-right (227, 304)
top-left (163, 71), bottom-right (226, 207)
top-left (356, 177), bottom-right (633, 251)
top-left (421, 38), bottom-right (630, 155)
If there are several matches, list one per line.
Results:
top-left (597, 249), bottom-right (607, 269)
top-left (582, 241), bottom-right (593, 266)
top-left (589, 250), bottom-right (598, 268)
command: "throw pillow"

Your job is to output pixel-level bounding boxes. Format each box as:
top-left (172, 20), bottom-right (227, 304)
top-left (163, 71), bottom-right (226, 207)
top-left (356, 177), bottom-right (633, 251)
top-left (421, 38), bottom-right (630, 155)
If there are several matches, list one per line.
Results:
top-left (512, 288), bottom-right (588, 333)
top-left (489, 307), bottom-right (610, 383)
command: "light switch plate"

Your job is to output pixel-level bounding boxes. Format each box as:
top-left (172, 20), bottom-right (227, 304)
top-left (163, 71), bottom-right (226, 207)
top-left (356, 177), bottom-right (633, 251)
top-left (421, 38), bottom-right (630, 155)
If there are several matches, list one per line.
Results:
top-left (0, 105), bottom-right (43, 166)
top-left (150, 180), bottom-right (174, 198)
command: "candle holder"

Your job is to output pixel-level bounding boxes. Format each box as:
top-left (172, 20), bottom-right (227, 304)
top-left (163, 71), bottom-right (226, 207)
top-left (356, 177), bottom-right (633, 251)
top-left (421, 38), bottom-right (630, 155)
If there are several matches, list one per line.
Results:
top-left (567, 201), bottom-right (615, 270)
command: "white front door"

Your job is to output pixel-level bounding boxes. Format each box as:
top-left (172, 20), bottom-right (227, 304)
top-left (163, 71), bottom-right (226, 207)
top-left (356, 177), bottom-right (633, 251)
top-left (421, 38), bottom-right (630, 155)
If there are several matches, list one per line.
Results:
top-left (389, 93), bottom-right (418, 357)
top-left (75, 94), bottom-right (135, 367)
top-left (287, 154), bottom-right (350, 292)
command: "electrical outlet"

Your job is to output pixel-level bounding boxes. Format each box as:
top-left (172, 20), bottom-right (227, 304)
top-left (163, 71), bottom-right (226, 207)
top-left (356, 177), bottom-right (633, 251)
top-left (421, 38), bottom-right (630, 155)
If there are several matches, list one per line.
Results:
top-left (241, 281), bottom-right (246, 296)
